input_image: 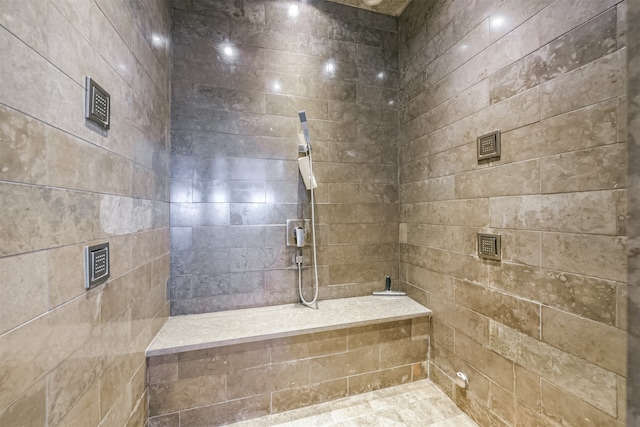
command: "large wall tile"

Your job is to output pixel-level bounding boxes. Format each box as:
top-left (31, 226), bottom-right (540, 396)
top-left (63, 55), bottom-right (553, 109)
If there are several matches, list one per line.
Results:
top-left (0, 104), bottom-right (47, 185)
top-left (489, 192), bottom-right (618, 235)
top-left (489, 322), bottom-right (617, 415)
top-left (540, 49), bottom-right (626, 119)
top-left (541, 232), bottom-right (626, 282)
top-left (540, 143), bottom-right (626, 193)
top-left (541, 307), bottom-right (626, 375)
top-left (490, 7), bottom-right (617, 104)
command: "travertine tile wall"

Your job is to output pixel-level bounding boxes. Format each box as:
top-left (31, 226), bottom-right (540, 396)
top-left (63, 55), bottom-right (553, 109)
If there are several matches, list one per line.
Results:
top-left (398, 0), bottom-right (628, 426)
top-left (147, 317), bottom-right (429, 426)
top-left (0, 1), bottom-right (171, 426)
top-left (627, 0), bottom-right (639, 423)
top-left (169, 0), bottom-right (399, 315)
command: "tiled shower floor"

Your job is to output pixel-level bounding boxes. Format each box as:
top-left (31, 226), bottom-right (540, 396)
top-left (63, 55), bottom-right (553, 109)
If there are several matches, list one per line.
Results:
top-left (228, 380), bottom-right (479, 426)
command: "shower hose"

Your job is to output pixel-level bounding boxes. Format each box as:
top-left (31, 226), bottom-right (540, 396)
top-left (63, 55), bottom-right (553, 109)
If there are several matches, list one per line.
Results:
top-left (298, 155), bottom-right (319, 309)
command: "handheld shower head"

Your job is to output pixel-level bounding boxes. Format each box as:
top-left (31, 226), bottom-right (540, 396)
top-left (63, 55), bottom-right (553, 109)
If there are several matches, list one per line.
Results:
top-left (298, 110), bottom-right (312, 152)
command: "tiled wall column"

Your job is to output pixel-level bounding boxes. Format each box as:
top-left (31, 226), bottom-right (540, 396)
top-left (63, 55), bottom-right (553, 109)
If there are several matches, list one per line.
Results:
top-left (0, 0), bottom-right (171, 425)
top-left (169, 0), bottom-right (400, 315)
top-left (398, 0), bottom-right (628, 426)
top-left (627, 0), bottom-right (640, 423)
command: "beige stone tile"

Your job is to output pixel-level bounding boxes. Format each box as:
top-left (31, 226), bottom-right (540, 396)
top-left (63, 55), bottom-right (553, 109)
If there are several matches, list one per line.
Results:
top-left (541, 307), bottom-right (626, 375)
top-left (402, 264), bottom-right (455, 300)
top-left (452, 383), bottom-right (509, 427)
top-left (430, 339), bottom-right (456, 384)
top-left (425, 19), bottom-right (491, 89)
top-left (47, 243), bottom-right (86, 308)
top-left (100, 351), bottom-right (142, 418)
top-left (421, 80), bottom-right (490, 135)
top-left (0, 24), bottom-right (55, 125)
top-left (495, 230), bottom-right (541, 267)
top-left (490, 192), bottom-right (618, 235)
top-left (148, 413), bottom-right (179, 427)
top-left (427, 143), bottom-right (477, 180)
top-left (97, 374), bottom-right (133, 427)
top-left (487, 262), bottom-right (617, 325)
top-left (539, 0), bottom-right (618, 46)
top-left (489, 322), bottom-right (617, 415)
top-left (148, 358), bottom-right (178, 386)
top-left (273, 378), bottom-right (349, 414)
top-left (56, 382), bottom-right (101, 427)
top-left (616, 189), bottom-right (627, 236)
top-left (617, 282), bottom-right (627, 330)
top-left (400, 199), bottom-right (490, 227)
top-left (515, 364), bottom-right (541, 410)
top-left (46, 325), bottom-right (110, 425)
top-left (348, 366), bottom-right (412, 396)
top-left (456, 280), bottom-right (541, 338)
top-left (380, 338), bottom-right (428, 369)
top-left (148, 375), bottom-right (225, 416)
top-left (617, 375), bottom-right (626, 424)
top-left (541, 379), bottom-right (618, 426)
top-left (395, 396), bottom-right (447, 425)
top-left (540, 144), bottom-right (626, 193)
top-left (0, 0), bottom-right (48, 53)
top-left (540, 49), bottom-right (626, 119)
top-left (328, 183), bottom-right (397, 204)
top-left (46, 2), bottom-right (115, 88)
top-left (348, 321), bottom-right (411, 350)
top-left (317, 244), bottom-right (359, 266)
top-left (228, 359), bottom-right (312, 400)
top-left (271, 330), bottom-right (348, 364)
top-left (0, 379), bottom-right (46, 427)
top-left (0, 290), bottom-right (101, 410)
top-left (411, 316), bottom-right (430, 341)
top-left (490, 383), bottom-right (516, 425)
top-left (100, 267), bottom-right (146, 327)
top-left (489, 0), bottom-right (553, 42)
top-left (454, 331), bottom-right (515, 392)
top-left (499, 99), bottom-right (618, 164)
top-left (490, 7), bottom-right (617, 104)
top-left (356, 204), bottom-right (399, 223)
top-left (356, 164), bottom-right (398, 185)
top-left (423, 16), bottom-right (540, 113)
top-left (431, 318), bottom-right (455, 355)
top-left (356, 242), bottom-right (398, 263)
top-left (428, 293), bottom-right (490, 346)
top-left (266, 93), bottom-right (327, 119)
top-left (515, 401), bottom-right (558, 427)
top-left (0, 183), bottom-right (102, 257)
top-left (416, 87), bottom-right (540, 158)
top-left (412, 361), bottom-right (428, 381)
top-left (540, 232), bottom-right (626, 282)
top-left (399, 177), bottom-right (456, 204)
top-left (309, 347), bottom-right (379, 384)
top-left (455, 160), bottom-right (540, 199)
top-left (329, 223), bottom-right (398, 245)
top-left (0, 104), bottom-right (47, 185)
top-left (618, 95), bottom-right (627, 142)
top-left (0, 251), bottom-right (49, 334)
top-left (455, 366), bottom-right (491, 408)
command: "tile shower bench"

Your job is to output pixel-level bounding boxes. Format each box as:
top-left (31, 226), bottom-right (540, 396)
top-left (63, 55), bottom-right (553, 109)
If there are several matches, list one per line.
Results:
top-left (146, 295), bottom-right (432, 427)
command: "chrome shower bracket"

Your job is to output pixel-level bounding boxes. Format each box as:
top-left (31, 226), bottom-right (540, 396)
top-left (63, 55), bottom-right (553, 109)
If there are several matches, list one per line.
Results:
top-left (286, 219), bottom-right (311, 247)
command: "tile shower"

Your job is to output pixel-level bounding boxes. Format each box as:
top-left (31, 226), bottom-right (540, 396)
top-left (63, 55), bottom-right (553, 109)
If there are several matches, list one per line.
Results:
top-left (0, 1), bottom-right (638, 427)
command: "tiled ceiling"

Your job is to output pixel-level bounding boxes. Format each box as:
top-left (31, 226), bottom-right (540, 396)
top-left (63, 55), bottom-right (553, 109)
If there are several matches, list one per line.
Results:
top-left (326, 0), bottom-right (412, 16)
